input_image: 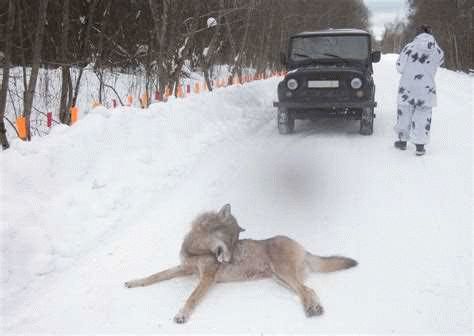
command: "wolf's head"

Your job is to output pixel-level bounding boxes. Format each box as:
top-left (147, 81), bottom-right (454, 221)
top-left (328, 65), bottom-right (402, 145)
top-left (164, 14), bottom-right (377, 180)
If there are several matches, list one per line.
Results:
top-left (181, 204), bottom-right (245, 263)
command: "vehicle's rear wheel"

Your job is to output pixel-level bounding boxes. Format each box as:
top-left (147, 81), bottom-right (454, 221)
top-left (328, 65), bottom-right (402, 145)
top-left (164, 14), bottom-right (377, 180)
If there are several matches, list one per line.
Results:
top-left (277, 107), bottom-right (295, 134)
top-left (359, 107), bottom-right (374, 135)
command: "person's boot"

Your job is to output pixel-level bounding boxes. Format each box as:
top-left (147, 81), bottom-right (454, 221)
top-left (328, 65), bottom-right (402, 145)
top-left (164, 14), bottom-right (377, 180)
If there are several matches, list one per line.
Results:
top-left (415, 144), bottom-right (426, 156)
top-left (394, 140), bottom-right (407, 150)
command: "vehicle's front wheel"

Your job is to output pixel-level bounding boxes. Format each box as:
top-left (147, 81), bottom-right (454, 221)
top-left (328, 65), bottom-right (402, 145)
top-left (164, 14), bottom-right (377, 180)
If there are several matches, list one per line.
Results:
top-left (277, 107), bottom-right (295, 134)
top-left (359, 107), bottom-right (374, 135)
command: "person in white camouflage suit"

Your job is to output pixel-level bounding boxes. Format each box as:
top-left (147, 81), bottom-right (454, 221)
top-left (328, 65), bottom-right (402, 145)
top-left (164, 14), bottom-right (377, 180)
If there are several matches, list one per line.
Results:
top-left (394, 25), bottom-right (444, 156)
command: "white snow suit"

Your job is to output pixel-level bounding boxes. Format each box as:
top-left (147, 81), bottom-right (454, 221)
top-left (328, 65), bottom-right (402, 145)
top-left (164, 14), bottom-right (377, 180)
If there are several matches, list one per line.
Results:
top-left (394, 33), bottom-right (444, 144)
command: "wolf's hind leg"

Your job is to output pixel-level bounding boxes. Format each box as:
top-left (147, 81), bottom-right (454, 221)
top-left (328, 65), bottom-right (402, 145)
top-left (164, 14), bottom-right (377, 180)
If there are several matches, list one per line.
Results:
top-left (273, 270), bottom-right (324, 317)
top-left (125, 265), bottom-right (192, 288)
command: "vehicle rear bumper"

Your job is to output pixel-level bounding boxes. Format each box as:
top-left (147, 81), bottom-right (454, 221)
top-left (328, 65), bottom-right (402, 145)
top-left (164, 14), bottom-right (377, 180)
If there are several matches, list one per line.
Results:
top-left (273, 100), bottom-right (377, 109)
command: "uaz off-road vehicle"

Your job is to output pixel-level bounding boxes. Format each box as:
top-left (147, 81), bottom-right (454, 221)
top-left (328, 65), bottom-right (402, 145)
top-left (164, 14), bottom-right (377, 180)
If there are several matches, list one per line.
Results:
top-left (274, 29), bottom-right (381, 135)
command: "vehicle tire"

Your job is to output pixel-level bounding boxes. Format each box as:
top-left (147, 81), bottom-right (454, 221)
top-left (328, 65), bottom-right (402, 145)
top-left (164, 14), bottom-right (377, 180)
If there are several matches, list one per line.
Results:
top-left (359, 107), bottom-right (374, 135)
top-left (277, 107), bottom-right (295, 134)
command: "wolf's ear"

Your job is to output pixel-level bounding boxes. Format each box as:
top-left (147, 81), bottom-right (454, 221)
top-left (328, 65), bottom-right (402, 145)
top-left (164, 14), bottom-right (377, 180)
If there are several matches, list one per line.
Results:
top-left (238, 225), bottom-right (245, 232)
top-left (218, 204), bottom-right (231, 218)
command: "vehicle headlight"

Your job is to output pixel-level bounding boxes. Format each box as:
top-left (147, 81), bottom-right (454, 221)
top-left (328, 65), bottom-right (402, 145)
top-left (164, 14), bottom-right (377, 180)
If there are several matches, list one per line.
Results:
top-left (350, 77), bottom-right (363, 89)
top-left (287, 78), bottom-right (298, 90)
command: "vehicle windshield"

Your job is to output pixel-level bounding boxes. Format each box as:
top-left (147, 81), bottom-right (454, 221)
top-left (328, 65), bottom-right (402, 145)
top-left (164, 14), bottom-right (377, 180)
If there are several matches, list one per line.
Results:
top-left (289, 35), bottom-right (369, 62)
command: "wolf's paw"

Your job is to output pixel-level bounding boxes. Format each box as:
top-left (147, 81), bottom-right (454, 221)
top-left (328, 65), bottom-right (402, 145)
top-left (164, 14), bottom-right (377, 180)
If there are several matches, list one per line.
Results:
top-left (173, 311), bottom-right (189, 324)
top-left (305, 303), bottom-right (324, 317)
top-left (124, 280), bottom-right (141, 288)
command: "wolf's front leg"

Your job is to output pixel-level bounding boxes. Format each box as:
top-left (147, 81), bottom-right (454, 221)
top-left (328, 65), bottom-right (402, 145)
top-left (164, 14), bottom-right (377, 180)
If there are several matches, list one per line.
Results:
top-left (125, 265), bottom-right (192, 288)
top-left (174, 271), bottom-right (216, 323)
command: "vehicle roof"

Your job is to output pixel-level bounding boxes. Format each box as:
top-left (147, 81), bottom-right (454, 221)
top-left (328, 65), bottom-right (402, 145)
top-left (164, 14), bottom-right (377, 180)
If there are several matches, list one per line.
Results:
top-left (291, 29), bottom-right (370, 38)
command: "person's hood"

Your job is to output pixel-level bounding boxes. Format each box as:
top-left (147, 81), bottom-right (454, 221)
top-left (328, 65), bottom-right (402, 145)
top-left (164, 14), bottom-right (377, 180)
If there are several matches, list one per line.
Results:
top-left (412, 33), bottom-right (437, 54)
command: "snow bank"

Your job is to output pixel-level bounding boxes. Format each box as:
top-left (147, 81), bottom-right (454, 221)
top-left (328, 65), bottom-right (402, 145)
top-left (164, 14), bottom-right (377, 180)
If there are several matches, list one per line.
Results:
top-left (0, 79), bottom-right (278, 311)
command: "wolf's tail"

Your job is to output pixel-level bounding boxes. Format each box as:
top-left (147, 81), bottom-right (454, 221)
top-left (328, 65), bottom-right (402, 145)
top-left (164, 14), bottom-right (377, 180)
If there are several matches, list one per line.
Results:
top-left (305, 252), bottom-right (358, 273)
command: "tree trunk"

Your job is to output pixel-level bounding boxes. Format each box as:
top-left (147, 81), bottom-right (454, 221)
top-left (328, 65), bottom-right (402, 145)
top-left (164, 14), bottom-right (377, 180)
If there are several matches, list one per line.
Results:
top-left (224, 15), bottom-right (238, 84)
top-left (59, 0), bottom-right (71, 124)
top-left (232, 4), bottom-right (253, 81)
top-left (203, 70), bottom-right (212, 91)
top-left (23, 0), bottom-right (48, 141)
top-left (0, 0), bottom-right (15, 149)
top-left (149, 0), bottom-right (170, 97)
top-left (452, 32), bottom-right (460, 70)
top-left (70, 0), bottom-right (98, 115)
top-left (59, 66), bottom-right (72, 124)
top-left (94, 0), bottom-right (112, 104)
top-left (201, 0), bottom-right (225, 91)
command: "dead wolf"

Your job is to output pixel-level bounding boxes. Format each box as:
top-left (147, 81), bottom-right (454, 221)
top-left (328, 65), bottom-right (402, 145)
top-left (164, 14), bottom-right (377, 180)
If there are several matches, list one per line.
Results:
top-left (125, 204), bottom-right (357, 323)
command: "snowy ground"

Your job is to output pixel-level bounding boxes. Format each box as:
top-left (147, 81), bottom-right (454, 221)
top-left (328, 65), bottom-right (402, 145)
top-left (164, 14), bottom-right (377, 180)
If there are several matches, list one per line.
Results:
top-left (0, 55), bottom-right (472, 334)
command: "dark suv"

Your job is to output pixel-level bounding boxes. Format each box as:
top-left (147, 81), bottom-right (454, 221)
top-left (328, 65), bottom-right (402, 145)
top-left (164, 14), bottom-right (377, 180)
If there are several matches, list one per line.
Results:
top-left (274, 29), bottom-right (381, 135)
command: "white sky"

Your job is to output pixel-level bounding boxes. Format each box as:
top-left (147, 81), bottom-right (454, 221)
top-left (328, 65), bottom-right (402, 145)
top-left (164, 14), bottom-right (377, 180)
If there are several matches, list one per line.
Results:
top-left (363, 0), bottom-right (408, 40)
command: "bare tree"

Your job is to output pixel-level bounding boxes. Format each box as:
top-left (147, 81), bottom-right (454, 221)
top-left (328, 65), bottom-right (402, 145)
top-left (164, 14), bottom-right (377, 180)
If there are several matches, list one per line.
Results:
top-left (22, 0), bottom-right (49, 141)
top-left (59, 0), bottom-right (72, 124)
top-left (149, 0), bottom-right (171, 97)
top-left (70, 0), bottom-right (99, 109)
top-left (0, 0), bottom-right (15, 149)
top-left (383, 0), bottom-right (473, 71)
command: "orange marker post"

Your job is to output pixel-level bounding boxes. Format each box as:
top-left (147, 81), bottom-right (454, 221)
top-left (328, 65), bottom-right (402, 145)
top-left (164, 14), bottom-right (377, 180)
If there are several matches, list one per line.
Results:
top-left (140, 94), bottom-right (148, 108)
top-left (127, 95), bottom-right (133, 106)
top-left (177, 85), bottom-right (183, 98)
top-left (16, 116), bottom-right (27, 140)
top-left (194, 82), bottom-right (200, 94)
top-left (70, 106), bottom-right (78, 124)
top-left (165, 86), bottom-right (171, 98)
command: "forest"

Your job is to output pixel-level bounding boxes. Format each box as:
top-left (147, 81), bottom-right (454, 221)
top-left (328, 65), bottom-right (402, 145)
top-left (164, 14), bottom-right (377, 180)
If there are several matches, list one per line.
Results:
top-left (1, 0), bottom-right (472, 150)
top-left (381, 0), bottom-right (472, 72)
top-left (0, 0), bottom-right (371, 148)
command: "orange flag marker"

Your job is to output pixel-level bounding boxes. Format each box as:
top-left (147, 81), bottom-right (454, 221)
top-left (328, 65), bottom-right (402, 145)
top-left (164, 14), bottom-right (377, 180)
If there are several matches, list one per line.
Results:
top-left (70, 106), bottom-right (78, 124)
top-left (16, 116), bottom-right (27, 140)
top-left (194, 82), bottom-right (200, 94)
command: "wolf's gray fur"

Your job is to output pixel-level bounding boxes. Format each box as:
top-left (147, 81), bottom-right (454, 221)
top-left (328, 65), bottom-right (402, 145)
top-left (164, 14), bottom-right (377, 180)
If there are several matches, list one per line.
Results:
top-left (125, 204), bottom-right (357, 324)
top-left (180, 204), bottom-right (245, 263)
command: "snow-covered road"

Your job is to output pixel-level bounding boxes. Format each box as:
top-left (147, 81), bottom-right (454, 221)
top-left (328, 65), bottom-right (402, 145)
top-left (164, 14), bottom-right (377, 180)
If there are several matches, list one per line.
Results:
top-left (1, 55), bottom-right (472, 334)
